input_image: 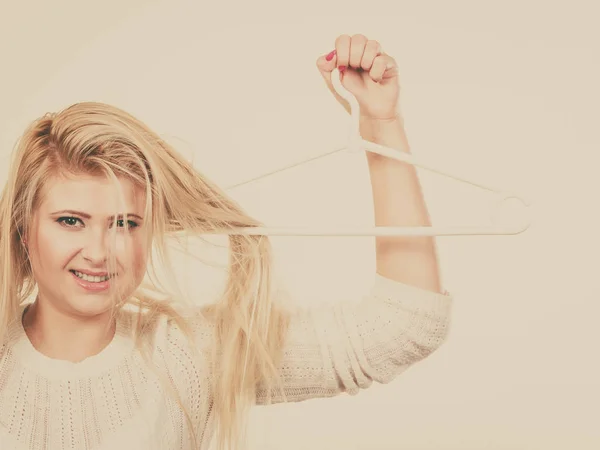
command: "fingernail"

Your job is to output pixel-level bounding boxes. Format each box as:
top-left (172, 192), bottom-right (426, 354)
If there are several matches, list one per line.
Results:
top-left (325, 50), bottom-right (336, 61)
top-left (338, 65), bottom-right (346, 72)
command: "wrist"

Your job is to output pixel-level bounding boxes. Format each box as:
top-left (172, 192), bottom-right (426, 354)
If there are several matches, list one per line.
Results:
top-left (359, 113), bottom-right (402, 124)
top-left (359, 114), bottom-right (405, 140)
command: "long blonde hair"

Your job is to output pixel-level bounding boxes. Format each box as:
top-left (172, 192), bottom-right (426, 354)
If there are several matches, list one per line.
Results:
top-left (0, 102), bottom-right (289, 449)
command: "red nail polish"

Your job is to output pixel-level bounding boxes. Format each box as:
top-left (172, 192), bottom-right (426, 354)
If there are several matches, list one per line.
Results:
top-left (326, 50), bottom-right (336, 61)
top-left (338, 65), bottom-right (346, 72)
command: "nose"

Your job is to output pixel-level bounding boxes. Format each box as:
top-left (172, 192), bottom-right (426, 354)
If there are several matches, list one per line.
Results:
top-left (81, 229), bottom-right (109, 264)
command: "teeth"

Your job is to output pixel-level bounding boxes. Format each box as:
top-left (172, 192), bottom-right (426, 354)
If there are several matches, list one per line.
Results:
top-left (73, 271), bottom-right (114, 283)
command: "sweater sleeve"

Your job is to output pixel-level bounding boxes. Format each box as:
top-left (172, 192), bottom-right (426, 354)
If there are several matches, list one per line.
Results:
top-left (255, 274), bottom-right (453, 405)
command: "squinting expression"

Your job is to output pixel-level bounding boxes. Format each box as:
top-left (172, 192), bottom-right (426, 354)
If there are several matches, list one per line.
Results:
top-left (27, 174), bottom-right (149, 318)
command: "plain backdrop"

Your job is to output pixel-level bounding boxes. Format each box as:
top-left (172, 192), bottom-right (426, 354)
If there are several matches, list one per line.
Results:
top-left (1, 1), bottom-right (599, 449)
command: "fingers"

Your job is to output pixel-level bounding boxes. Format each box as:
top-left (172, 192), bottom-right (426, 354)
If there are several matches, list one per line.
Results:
top-left (335, 34), bottom-right (378, 70)
top-left (369, 55), bottom-right (387, 82)
top-left (316, 49), bottom-right (338, 75)
top-left (349, 34), bottom-right (367, 68)
top-left (370, 53), bottom-right (396, 82)
top-left (361, 40), bottom-right (382, 71)
top-left (317, 34), bottom-right (398, 83)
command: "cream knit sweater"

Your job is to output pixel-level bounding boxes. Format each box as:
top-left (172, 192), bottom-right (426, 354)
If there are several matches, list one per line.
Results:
top-left (0, 274), bottom-right (452, 449)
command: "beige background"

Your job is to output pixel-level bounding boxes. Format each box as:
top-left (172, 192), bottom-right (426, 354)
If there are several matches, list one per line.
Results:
top-left (1, 0), bottom-right (599, 449)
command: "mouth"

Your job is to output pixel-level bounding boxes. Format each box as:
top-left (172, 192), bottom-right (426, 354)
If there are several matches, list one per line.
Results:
top-left (69, 270), bottom-right (118, 292)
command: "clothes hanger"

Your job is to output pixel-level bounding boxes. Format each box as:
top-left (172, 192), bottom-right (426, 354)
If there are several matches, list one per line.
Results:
top-left (194, 68), bottom-right (533, 237)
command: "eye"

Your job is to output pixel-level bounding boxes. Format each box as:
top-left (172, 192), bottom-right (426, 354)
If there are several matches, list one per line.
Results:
top-left (114, 219), bottom-right (139, 229)
top-left (57, 216), bottom-right (83, 228)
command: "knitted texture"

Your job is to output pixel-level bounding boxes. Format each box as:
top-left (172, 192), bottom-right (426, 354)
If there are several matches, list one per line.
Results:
top-left (0, 274), bottom-right (452, 449)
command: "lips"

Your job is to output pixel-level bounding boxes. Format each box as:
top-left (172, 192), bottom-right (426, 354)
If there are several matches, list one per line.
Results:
top-left (69, 270), bottom-right (116, 292)
top-left (71, 269), bottom-right (110, 277)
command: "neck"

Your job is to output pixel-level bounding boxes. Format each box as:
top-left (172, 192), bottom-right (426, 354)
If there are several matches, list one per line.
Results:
top-left (22, 298), bottom-right (116, 363)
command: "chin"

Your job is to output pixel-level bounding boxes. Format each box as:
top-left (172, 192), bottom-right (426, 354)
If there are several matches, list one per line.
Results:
top-left (65, 272), bottom-right (132, 317)
top-left (67, 294), bottom-right (117, 318)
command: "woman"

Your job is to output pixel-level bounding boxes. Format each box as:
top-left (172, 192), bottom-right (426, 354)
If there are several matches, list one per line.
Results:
top-left (0, 34), bottom-right (452, 450)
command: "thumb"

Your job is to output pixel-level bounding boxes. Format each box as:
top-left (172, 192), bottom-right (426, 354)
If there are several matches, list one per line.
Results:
top-left (316, 50), bottom-right (351, 115)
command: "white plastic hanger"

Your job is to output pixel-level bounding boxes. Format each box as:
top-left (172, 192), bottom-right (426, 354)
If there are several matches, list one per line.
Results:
top-left (198, 68), bottom-right (532, 237)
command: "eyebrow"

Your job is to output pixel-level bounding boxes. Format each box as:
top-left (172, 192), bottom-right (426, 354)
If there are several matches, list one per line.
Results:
top-left (50, 210), bottom-right (144, 221)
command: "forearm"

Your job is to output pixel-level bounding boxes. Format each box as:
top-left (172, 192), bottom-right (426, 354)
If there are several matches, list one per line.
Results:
top-left (360, 115), bottom-right (442, 293)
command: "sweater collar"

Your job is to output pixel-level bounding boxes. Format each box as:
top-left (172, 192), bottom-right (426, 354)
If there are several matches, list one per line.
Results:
top-left (7, 303), bottom-right (135, 380)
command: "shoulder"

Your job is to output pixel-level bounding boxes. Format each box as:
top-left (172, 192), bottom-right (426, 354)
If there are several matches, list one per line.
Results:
top-left (0, 303), bottom-right (30, 362)
top-left (120, 302), bottom-right (215, 373)
top-left (157, 305), bottom-right (216, 404)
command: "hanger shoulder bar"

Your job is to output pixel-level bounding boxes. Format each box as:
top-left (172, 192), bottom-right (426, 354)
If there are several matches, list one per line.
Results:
top-left (361, 140), bottom-right (529, 204)
top-left (175, 223), bottom-right (530, 237)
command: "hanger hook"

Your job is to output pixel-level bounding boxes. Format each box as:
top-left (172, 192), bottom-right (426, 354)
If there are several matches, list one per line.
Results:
top-left (331, 67), bottom-right (362, 153)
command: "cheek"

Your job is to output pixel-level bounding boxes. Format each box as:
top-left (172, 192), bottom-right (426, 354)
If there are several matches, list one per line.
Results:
top-left (117, 234), bottom-right (148, 280)
top-left (132, 244), bottom-right (148, 278)
top-left (31, 224), bottom-right (78, 273)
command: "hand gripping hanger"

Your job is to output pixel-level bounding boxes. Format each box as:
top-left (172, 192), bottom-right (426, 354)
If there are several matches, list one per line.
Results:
top-left (202, 68), bottom-right (532, 237)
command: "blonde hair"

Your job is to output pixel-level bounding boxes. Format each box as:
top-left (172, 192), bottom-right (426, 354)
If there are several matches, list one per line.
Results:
top-left (0, 102), bottom-right (290, 450)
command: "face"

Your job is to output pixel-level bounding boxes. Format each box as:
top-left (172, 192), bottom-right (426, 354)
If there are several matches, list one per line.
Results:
top-left (26, 173), bottom-right (149, 319)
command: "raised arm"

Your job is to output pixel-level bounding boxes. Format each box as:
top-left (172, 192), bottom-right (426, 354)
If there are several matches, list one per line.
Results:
top-left (317, 34), bottom-right (443, 293)
top-left (255, 35), bottom-right (452, 404)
